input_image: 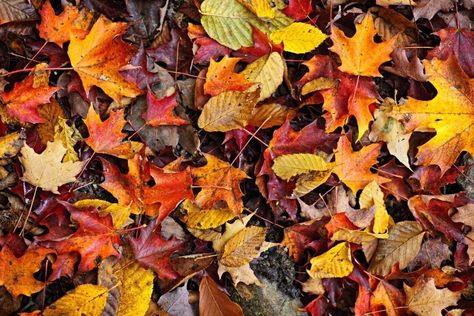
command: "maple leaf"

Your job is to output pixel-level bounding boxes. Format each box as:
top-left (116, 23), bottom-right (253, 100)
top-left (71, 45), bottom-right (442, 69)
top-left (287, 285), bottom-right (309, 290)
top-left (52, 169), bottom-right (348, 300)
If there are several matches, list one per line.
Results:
top-left (68, 15), bottom-right (142, 103)
top-left (40, 203), bottom-right (120, 273)
top-left (0, 246), bottom-right (53, 297)
top-left (388, 56), bottom-right (474, 173)
top-left (2, 74), bottom-right (59, 124)
top-left (20, 139), bottom-right (84, 193)
top-left (282, 0), bottom-right (313, 21)
top-left (141, 91), bottom-right (189, 127)
top-left (43, 284), bottom-right (108, 316)
top-left (187, 23), bottom-right (232, 65)
top-left (37, 1), bottom-right (92, 47)
top-left (129, 220), bottom-right (184, 279)
top-left (84, 105), bottom-right (143, 159)
top-left (329, 14), bottom-right (396, 77)
top-left (199, 275), bottom-right (244, 316)
top-left (297, 55), bottom-right (379, 140)
top-left (204, 56), bottom-right (254, 96)
top-left (404, 277), bottom-right (460, 316)
top-left (100, 155), bottom-right (193, 219)
top-left (191, 153), bottom-right (248, 215)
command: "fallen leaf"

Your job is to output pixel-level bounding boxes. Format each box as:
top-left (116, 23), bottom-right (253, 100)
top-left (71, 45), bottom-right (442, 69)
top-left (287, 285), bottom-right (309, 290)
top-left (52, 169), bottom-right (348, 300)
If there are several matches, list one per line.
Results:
top-left (182, 199), bottom-right (236, 229)
top-left (19, 139), bottom-right (84, 193)
top-left (0, 246), bottom-right (53, 297)
top-left (329, 14), bottom-right (396, 77)
top-left (198, 87), bottom-right (260, 132)
top-left (204, 56), bottom-right (254, 96)
top-left (43, 284), bottom-right (108, 316)
top-left (242, 52), bottom-right (284, 101)
top-left (142, 90), bottom-right (189, 127)
top-left (199, 275), bottom-right (243, 316)
top-left (84, 105), bottom-right (143, 159)
top-left (388, 56), bottom-right (474, 173)
top-left (368, 221), bottom-right (424, 276)
top-left (308, 242), bottom-right (354, 279)
top-left (370, 280), bottom-right (405, 316)
top-left (270, 22), bottom-right (327, 54)
top-left (404, 276), bottom-right (460, 316)
top-left (68, 15), bottom-right (142, 103)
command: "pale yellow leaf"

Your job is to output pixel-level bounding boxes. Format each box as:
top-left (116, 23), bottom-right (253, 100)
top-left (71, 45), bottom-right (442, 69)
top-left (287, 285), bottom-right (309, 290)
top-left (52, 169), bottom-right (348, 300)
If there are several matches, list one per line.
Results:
top-left (20, 139), bottom-right (84, 193)
top-left (43, 284), bottom-right (107, 316)
top-left (308, 242), bottom-right (354, 279)
top-left (270, 22), bottom-right (328, 54)
top-left (220, 226), bottom-right (267, 267)
top-left (404, 277), bottom-right (461, 316)
top-left (242, 52), bottom-right (284, 101)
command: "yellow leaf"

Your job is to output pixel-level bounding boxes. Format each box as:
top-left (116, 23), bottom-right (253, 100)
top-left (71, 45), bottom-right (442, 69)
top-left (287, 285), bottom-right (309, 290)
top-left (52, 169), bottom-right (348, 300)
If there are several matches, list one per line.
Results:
top-left (237, 0), bottom-right (276, 18)
top-left (43, 284), bottom-right (108, 316)
top-left (329, 14), bottom-right (396, 76)
top-left (308, 242), bottom-right (354, 279)
top-left (182, 199), bottom-right (236, 229)
top-left (74, 199), bottom-right (132, 229)
top-left (248, 102), bottom-right (297, 128)
top-left (220, 226), bottom-right (267, 267)
top-left (116, 262), bottom-right (154, 316)
top-left (301, 77), bottom-right (337, 96)
top-left (54, 118), bottom-right (82, 162)
top-left (332, 228), bottom-right (388, 244)
top-left (272, 153), bottom-right (334, 180)
top-left (270, 22), bottom-right (327, 54)
top-left (0, 132), bottom-right (24, 159)
top-left (294, 170), bottom-right (333, 196)
top-left (20, 139), bottom-right (84, 193)
top-left (198, 88), bottom-right (260, 132)
top-left (388, 56), bottom-right (474, 173)
top-left (360, 181), bottom-right (392, 234)
top-left (242, 52), bottom-right (284, 101)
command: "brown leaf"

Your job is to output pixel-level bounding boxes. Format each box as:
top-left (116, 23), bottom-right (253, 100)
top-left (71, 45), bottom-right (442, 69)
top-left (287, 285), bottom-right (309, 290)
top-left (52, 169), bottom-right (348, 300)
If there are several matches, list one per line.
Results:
top-left (199, 276), bottom-right (243, 316)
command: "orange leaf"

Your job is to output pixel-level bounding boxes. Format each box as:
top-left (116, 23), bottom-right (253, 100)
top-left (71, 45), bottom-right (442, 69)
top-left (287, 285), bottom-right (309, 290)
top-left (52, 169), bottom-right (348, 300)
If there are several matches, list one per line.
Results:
top-left (199, 275), bottom-right (243, 316)
top-left (0, 247), bottom-right (53, 297)
top-left (84, 105), bottom-right (143, 159)
top-left (37, 1), bottom-right (92, 47)
top-left (329, 14), bottom-right (396, 77)
top-left (101, 155), bottom-right (193, 219)
top-left (333, 136), bottom-right (388, 193)
top-left (68, 16), bottom-right (142, 103)
top-left (142, 91), bottom-right (188, 126)
top-left (192, 154), bottom-right (248, 215)
top-left (2, 75), bottom-right (58, 124)
top-left (204, 56), bottom-right (254, 96)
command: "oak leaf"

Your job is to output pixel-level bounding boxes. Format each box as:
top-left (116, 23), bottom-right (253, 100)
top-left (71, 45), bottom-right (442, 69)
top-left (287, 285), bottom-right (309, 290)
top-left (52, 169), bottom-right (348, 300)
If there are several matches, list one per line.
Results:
top-left (38, 1), bottom-right (92, 47)
top-left (0, 246), bottom-right (53, 297)
top-left (43, 284), bottom-right (108, 316)
top-left (68, 15), bottom-right (142, 103)
top-left (388, 56), bottom-right (474, 173)
top-left (141, 91), bottom-right (188, 127)
top-left (19, 140), bottom-right (84, 193)
top-left (84, 105), bottom-right (143, 159)
top-left (204, 56), bottom-right (254, 96)
top-left (329, 14), bottom-right (396, 77)
top-left (308, 242), bottom-right (354, 279)
top-left (199, 275), bottom-right (243, 316)
top-left (368, 221), bottom-right (424, 276)
top-left (2, 74), bottom-right (59, 124)
top-left (198, 87), bottom-right (260, 132)
top-left (404, 277), bottom-right (460, 316)
top-left (270, 22), bottom-right (327, 54)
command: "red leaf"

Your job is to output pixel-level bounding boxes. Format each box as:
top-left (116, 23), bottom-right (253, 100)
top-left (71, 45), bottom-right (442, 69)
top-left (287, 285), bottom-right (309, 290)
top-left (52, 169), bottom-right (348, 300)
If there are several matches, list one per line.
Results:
top-left (129, 220), bottom-right (184, 279)
top-left (282, 0), bottom-right (313, 21)
top-left (142, 91), bottom-right (188, 127)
